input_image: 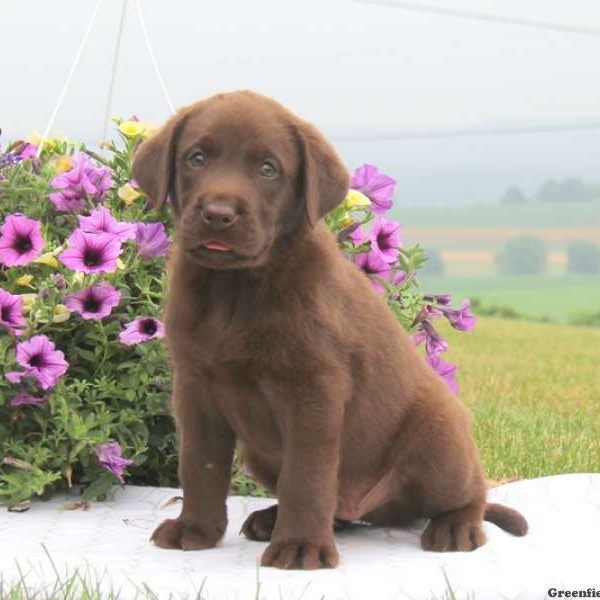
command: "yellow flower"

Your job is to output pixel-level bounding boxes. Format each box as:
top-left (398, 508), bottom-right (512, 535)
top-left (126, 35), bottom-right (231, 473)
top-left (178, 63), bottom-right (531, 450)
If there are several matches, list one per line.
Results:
top-left (116, 258), bottom-right (126, 270)
top-left (118, 121), bottom-right (145, 137)
top-left (51, 131), bottom-right (69, 143)
top-left (343, 189), bottom-right (371, 209)
top-left (26, 131), bottom-right (54, 151)
top-left (20, 294), bottom-right (38, 314)
top-left (118, 183), bottom-right (141, 206)
top-left (52, 304), bottom-right (71, 323)
top-left (72, 272), bottom-right (85, 284)
top-left (53, 155), bottom-right (73, 174)
top-left (16, 274), bottom-right (35, 288)
top-left (340, 213), bottom-right (354, 228)
top-left (33, 253), bottom-right (60, 268)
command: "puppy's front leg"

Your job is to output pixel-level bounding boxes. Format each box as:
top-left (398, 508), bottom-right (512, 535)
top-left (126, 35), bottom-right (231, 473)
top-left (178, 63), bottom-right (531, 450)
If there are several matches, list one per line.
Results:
top-left (152, 370), bottom-right (235, 550)
top-left (261, 379), bottom-right (345, 570)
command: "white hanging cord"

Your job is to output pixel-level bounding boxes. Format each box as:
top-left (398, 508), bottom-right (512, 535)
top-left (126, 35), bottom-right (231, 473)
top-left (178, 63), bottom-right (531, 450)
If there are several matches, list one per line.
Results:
top-left (135, 0), bottom-right (176, 115)
top-left (102, 0), bottom-right (129, 144)
top-left (36, 0), bottom-right (103, 157)
top-left (349, 0), bottom-right (600, 38)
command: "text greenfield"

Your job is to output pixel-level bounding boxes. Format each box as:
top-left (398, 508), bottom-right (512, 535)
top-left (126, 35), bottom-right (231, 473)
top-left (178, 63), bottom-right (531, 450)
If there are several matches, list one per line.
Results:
top-left (548, 589), bottom-right (600, 598)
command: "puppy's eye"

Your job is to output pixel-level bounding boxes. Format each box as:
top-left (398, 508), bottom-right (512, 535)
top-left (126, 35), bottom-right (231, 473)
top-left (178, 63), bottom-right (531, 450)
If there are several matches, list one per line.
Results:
top-left (259, 161), bottom-right (278, 178)
top-left (188, 149), bottom-right (206, 167)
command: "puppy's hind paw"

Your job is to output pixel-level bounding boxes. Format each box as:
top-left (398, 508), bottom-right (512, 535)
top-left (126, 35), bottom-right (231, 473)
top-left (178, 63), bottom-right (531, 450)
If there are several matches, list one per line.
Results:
top-left (421, 518), bottom-right (486, 552)
top-left (240, 504), bottom-right (278, 541)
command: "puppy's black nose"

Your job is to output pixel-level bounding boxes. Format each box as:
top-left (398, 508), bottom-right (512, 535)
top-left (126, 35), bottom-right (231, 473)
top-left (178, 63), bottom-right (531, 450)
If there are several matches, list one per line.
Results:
top-left (201, 202), bottom-right (239, 230)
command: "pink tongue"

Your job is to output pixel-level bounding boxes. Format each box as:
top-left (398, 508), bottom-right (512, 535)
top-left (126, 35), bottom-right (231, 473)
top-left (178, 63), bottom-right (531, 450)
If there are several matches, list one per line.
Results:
top-left (203, 241), bottom-right (231, 251)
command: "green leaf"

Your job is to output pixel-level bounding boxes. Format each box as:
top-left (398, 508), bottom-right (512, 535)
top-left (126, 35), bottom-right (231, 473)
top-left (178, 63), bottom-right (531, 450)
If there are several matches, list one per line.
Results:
top-left (82, 471), bottom-right (117, 501)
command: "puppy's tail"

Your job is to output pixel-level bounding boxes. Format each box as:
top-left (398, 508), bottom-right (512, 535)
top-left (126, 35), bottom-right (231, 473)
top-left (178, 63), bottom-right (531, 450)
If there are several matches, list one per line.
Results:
top-left (484, 502), bottom-right (528, 536)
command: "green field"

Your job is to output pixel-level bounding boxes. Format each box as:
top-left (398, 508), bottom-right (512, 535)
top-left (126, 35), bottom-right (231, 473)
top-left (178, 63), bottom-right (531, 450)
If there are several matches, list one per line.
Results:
top-left (421, 275), bottom-right (600, 322)
top-left (442, 317), bottom-right (600, 480)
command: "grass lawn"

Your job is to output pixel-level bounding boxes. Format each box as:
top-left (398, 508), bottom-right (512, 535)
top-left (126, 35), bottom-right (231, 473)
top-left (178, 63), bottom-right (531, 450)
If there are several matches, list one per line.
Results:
top-left (443, 317), bottom-right (600, 480)
top-left (421, 275), bottom-right (600, 322)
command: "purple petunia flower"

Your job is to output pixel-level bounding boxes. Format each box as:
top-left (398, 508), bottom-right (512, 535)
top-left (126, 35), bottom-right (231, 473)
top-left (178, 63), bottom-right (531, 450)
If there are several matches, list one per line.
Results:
top-left (135, 222), bottom-right (170, 258)
top-left (439, 299), bottom-right (477, 332)
top-left (393, 271), bottom-right (407, 286)
top-left (10, 391), bottom-right (46, 406)
top-left (49, 154), bottom-right (112, 212)
top-left (19, 144), bottom-right (38, 159)
top-left (421, 320), bottom-right (449, 356)
top-left (349, 225), bottom-right (366, 246)
top-left (95, 441), bottom-right (134, 483)
top-left (49, 190), bottom-right (87, 213)
top-left (78, 208), bottom-right (137, 242)
top-left (412, 329), bottom-right (427, 347)
top-left (59, 230), bottom-right (122, 274)
top-left (426, 354), bottom-right (459, 395)
top-left (354, 251), bottom-right (392, 294)
top-left (426, 304), bottom-right (445, 319)
top-left (370, 218), bottom-right (402, 264)
top-left (424, 294), bottom-right (452, 306)
top-left (350, 164), bottom-right (396, 216)
top-left (119, 317), bottom-right (165, 346)
top-left (0, 288), bottom-right (26, 335)
top-left (65, 284), bottom-right (122, 321)
top-left (0, 214), bottom-right (45, 267)
top-left (5, 334), bottom-right (69, 390)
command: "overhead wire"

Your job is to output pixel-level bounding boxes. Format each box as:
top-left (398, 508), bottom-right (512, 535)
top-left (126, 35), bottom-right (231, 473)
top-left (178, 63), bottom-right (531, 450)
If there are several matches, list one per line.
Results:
top-left (330, 120), bottom-right (600, 142)
top-left (348, 0), bottom-right (600, 39)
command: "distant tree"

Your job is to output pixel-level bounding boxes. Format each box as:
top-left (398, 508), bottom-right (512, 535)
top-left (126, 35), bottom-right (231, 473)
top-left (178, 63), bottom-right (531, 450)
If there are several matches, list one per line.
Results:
top-left (500, 186), bottom-right (527, 205)
top-left (567, 241), bottom-right (600, 274)
top-left (422, 248), bottom-right (445, 276)
top-left (587, 183), bottom-right (600, 201)
top-left (562, 178), bottom-right (588, 202)
top-left (535, 179), bottom-right (561, 203)
top-left (496, 235), bottom-right (547, 275)
top-left (535, 178), bottom-right (596, 203)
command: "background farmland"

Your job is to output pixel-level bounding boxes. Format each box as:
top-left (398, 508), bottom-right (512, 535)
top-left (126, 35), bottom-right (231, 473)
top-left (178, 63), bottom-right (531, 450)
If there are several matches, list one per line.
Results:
top-left (394, 201), bottom-right (600, 322)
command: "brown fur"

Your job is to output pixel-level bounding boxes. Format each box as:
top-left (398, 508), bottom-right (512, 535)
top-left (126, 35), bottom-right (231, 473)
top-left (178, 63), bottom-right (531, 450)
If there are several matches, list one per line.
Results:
top-left (132, 90), bottom-right (528, 570)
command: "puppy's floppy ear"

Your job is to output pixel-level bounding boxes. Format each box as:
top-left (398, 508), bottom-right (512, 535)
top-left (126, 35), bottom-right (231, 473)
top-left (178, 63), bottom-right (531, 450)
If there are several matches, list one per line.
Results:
top-left (132, 109), bottom-right (190, 212)
top-left (293, 119), bottom-right (349, 226)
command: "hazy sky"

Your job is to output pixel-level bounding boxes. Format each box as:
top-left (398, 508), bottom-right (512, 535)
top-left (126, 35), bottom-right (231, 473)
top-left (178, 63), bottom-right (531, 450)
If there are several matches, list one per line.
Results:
top-left (2, 0), bottom-right (600, 203)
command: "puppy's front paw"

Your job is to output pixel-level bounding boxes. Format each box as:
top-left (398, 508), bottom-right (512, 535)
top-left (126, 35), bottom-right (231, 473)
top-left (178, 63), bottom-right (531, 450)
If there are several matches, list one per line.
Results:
top-left (151, 517), bottom-right (225, 551)
top-left (260, 538), bottom-right (339, 570)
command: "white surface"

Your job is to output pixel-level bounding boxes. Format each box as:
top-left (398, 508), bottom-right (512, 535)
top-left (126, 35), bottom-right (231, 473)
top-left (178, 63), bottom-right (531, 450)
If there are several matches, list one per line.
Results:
top-left (1, 474), bottom-right (599, 599)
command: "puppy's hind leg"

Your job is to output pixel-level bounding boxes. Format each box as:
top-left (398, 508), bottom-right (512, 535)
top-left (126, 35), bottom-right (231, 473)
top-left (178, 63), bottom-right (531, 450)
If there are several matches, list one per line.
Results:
top-left (240, 504), bottom-right (351, 541)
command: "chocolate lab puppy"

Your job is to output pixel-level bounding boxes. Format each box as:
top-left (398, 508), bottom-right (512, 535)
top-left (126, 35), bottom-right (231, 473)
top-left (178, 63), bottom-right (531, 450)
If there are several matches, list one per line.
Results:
top-left (132, 90), bottom-right (527, 570)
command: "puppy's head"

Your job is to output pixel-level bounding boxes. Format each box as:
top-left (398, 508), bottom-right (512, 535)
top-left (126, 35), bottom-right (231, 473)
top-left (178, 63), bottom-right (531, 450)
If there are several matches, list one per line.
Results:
top-left (132, 91), bottom-right (349, 269)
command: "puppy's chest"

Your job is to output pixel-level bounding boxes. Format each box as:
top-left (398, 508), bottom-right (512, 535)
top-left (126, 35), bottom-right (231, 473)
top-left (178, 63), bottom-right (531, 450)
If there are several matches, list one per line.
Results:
top-left (169, 294), bottom-right (297, 369)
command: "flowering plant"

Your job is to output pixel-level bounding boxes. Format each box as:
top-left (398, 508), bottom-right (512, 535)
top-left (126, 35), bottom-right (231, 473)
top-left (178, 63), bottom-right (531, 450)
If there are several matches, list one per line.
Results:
top-left (0, 123), bottom-right (474, 507)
